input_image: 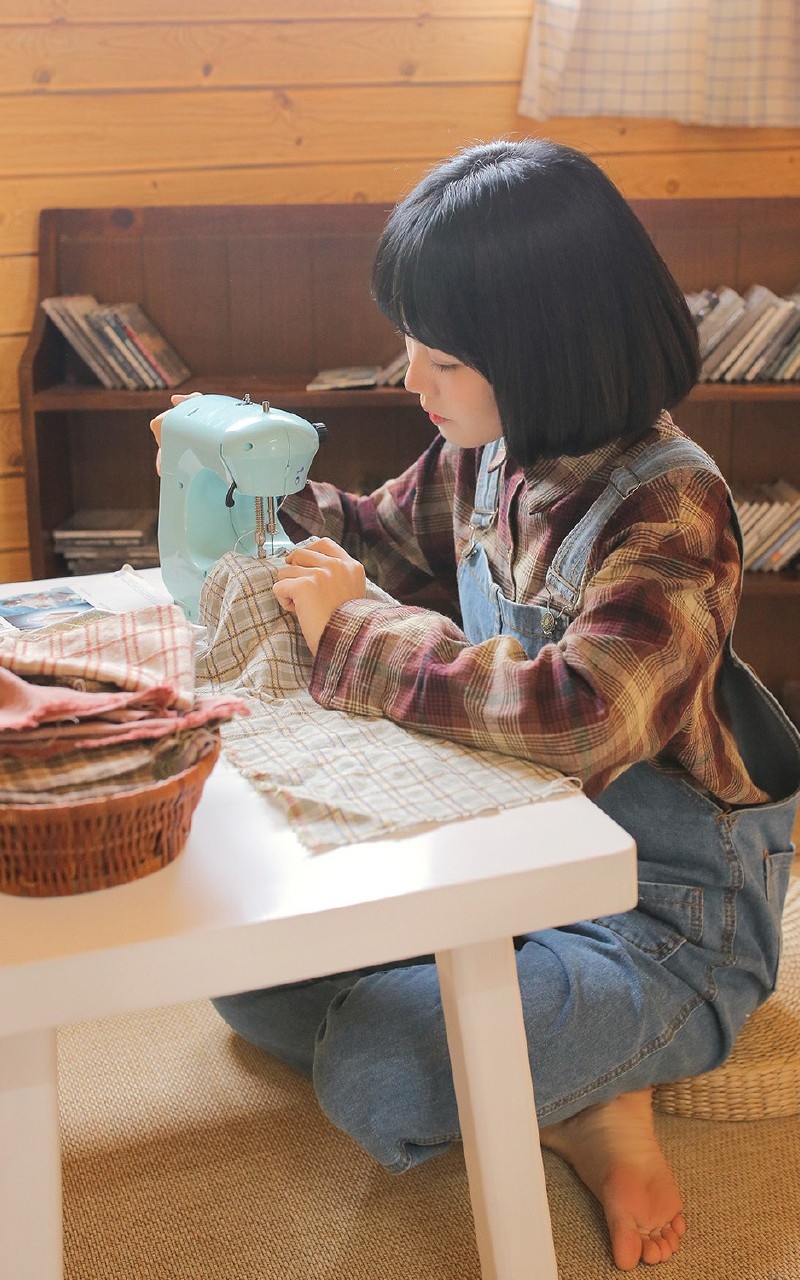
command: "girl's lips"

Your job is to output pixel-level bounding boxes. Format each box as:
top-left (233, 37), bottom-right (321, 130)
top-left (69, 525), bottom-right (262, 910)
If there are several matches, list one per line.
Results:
top-left (428, 412), bottom-right (448, 426)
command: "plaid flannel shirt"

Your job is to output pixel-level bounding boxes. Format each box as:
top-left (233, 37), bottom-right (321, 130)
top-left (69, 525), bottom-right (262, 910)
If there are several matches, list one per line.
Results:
top-left (282, 412), bottom-right (766, 805)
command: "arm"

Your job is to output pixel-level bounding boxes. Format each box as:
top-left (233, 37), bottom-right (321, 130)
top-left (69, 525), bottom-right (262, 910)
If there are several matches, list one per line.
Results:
top-left (308, 472), bottom-right (743, 797)
top-left (280, 434), bottom-right (462, 602)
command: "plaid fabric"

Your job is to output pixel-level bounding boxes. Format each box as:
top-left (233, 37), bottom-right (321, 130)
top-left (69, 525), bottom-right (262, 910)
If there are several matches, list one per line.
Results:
top-left (0, 604), bottom-right (245, 802)
top-left (0, 728), bottom-right (218, 804)
top-left (0, 604), bottom-right (198, 709)
top-left (518, 0), bottom-right (800, 126)
top-left (196, 552), bottom-right (575, 853)
top-left (282, 413), bottom-right (767, 807)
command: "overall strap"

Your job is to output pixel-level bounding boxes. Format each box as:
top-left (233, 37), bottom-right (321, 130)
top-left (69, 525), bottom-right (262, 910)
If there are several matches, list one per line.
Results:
top-left (472, 438), bottom-right (504, 529)
top-left (546, 438), bottom-right (728, 614)
top-left (462, 439), bottom-right (504, 557)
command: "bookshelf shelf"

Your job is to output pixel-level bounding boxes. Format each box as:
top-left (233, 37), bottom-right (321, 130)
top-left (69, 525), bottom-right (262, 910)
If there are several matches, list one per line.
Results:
top-left (17, 198), bottom-right (800, 704)
top-left (742, 570), bottom-right (800, 597)
top-left (689, 383), bottom-right (800, 403)
top-left (31, 379), bottom-right (418, 413)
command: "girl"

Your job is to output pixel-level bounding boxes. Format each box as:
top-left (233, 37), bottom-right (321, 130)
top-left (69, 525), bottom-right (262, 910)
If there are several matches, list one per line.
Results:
top-left (152, 139), bottom-right (800, 1270)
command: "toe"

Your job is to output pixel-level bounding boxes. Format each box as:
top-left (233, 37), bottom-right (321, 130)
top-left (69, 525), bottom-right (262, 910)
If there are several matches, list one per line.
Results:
top-left (609, 1220), bottom-right (646, 1271)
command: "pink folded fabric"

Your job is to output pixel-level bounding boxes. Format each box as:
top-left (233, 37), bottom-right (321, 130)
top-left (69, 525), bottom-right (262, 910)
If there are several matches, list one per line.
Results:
top-left (0, 604), bottom-right (198, 709)
top-left (0, 665), bottom-right (176, 731)
top-left (0, 602), bottom-right (249, 800)
top-left (1, 693), bottom-right (248, 757)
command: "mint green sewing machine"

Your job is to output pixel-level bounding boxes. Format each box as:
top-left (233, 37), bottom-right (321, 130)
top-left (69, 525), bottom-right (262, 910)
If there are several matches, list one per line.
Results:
top-left (157, 394), bottom-right (324, 621)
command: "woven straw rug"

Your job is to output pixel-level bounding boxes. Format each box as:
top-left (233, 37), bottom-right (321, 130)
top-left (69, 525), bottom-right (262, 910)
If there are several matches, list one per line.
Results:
top-left (59, 874), bottom-right (800, 1279)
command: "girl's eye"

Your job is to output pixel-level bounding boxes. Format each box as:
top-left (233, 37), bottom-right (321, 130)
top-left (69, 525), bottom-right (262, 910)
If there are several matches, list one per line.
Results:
top-left (430, 358), bottom-right (459, 373)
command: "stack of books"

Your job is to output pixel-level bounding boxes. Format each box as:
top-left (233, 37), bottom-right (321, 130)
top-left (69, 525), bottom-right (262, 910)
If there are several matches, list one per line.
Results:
top-left (306, 350), bottom-right (409, 391)
top-left (686, 283), bottom-right (800, 383)
top-left (42, 296), bottom-right (192, 391)
top-left (53, 509), bottom-right (159, 575)
top-left (733, 481), bottom-right (800, 572)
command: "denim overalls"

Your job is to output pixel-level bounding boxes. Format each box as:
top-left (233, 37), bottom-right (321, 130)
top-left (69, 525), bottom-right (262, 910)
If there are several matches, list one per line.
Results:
top-left (212, 435), bottom-right (800, 1171)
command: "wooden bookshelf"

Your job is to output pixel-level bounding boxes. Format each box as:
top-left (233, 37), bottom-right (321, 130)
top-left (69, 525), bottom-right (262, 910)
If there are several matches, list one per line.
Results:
top-left (17, 199), bottom-right (800, 701)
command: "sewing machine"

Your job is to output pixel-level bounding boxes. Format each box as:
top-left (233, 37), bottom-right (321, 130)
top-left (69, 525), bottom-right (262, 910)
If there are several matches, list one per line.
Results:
top-left (157, 393), bottom-right (324, 621)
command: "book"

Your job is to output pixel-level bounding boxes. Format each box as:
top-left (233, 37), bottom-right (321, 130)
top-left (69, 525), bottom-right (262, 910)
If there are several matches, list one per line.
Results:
top-left (107, 302), bottom-right (192, 387)
top-left (306, 364), bottom-right (382, 390)
top-left (88, 308), bottom-right (164, 390)
top-left (775, 329), bottom-right (800, 380)
top-left (695, 286), bottom-right (745, 360)
top-left (741, 481), bottom-right (800, 569)
top-left (751, 514), bottom-right (800, 571)
top-left (732, 486), bottom-right (772, 540)
top-left (41, 295), bottom-right (126, 389)
top-left (306, 350), bottom-right (409, 391)
top-left (85, 309), bottom-right (152, 389)
top-left (765, 519), bottom-right (800, 571)
top-left (702, 285), bottom-right (780, 382)
top-left (748, 298), bottom-right (800, 381)
top-left (722, 297), bottom-right (796, 382)
top-left (749, 479), bottom-right (800, 559)
top-left (52, 508), bottom-right (158, 546)
top-left (41, 295), bottom-right (192, 390)
top-left (685, 288), bottom-right (717, 322)
top-left (375, 351), bottom-right (410, 386)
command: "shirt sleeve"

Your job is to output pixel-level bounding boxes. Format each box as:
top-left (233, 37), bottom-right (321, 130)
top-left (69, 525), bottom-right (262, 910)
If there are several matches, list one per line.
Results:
top-left (308, 469), bottom-right (743, 796)
top-left (280, 435), bottom-right (461, 604)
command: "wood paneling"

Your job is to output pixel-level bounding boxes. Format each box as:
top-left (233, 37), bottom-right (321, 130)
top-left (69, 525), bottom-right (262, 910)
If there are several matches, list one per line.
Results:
top-left (0, 475), bottom-right (29, 553)
top-left (7, 0), bottom-right (535, 22)
top-left (6, 91), bottom-right (800, 178)
top-left (0, 257), bottom-right (37, 336)
top-left (0, 339), bottom-right (27, 412)
top-left (0, 411), bottom-right (24, 473)
top-left (0, 0), bottom-right (799, 581)
top-left (0, 18), bottom-right (530, 92)
top-left (0, 548), bottom-right (32, 581)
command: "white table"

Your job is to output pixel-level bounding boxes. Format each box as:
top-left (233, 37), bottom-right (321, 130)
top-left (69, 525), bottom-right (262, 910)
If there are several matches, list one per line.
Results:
top-left (0, 571), bottom-right (637, 1280)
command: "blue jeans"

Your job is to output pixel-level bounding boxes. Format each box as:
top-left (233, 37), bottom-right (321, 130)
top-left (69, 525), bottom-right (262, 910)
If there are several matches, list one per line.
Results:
top-left (212, 761), bottom-right (793, 1172)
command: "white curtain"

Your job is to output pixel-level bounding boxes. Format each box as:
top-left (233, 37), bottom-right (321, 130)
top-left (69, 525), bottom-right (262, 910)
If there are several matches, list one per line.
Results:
top-left (518, 0), bottom-right (800, 126)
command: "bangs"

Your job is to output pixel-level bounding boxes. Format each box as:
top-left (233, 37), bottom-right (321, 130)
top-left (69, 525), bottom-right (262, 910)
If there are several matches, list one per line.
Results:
top-left (371, 205), bottom-right (481, 368)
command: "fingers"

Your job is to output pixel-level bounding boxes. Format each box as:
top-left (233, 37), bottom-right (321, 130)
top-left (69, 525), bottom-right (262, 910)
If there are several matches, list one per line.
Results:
top-left (283, 538), bottom-right (352, 567)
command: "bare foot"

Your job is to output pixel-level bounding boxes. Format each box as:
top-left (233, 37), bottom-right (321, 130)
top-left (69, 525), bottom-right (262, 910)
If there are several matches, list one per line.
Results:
top-left (540, 1088), bottom-right (686, 1270)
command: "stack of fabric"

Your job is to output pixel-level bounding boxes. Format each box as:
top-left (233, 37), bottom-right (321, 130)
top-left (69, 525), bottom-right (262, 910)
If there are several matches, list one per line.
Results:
top-left (0, 603), bottom-right (246, 805)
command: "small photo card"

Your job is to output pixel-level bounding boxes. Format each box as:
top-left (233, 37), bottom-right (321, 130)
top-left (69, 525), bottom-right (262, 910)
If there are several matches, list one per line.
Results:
top-left (0, 586), bottom-right (98, 632)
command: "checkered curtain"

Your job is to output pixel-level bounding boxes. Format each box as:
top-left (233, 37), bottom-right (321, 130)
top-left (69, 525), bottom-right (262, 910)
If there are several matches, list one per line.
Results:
top-left (518, 0), bottom-right (800, 126)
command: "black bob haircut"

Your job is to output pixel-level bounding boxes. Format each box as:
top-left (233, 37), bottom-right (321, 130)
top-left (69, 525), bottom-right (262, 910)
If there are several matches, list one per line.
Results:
top-left (371, 138), bottom-right (700, 466)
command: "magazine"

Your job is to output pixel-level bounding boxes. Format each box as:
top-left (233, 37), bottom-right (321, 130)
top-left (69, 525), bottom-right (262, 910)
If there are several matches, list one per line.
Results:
top-left (0, 586), bottom-right (102, 632)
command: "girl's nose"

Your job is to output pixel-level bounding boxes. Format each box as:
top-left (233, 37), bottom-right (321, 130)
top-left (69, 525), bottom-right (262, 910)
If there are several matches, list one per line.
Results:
top-left (403, 341), bottom-right (428, 396)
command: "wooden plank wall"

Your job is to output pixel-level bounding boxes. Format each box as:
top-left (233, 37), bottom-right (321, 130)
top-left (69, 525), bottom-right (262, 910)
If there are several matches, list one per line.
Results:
top-left (2, 0), bottom-right (799, 582)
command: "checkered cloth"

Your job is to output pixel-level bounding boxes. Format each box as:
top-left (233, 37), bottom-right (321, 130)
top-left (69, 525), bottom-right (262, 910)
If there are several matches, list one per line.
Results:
top-left (0, 604), bottom-right (245, 803)
top-left (0, 604), bottom-right (198, 708)
top-left (519, 0), bottom-right (800, 126)
top-left (196, 551), bottom-right (577, 853)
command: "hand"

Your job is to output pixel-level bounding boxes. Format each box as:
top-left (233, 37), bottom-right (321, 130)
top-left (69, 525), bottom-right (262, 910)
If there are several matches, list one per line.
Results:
top-left (273, 538), bottom-right (367, 656)
top-left (149, 391), bottom-right (202, 476)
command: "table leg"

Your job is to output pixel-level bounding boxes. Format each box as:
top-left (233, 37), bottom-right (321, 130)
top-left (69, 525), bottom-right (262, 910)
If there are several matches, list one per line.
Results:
top-left (0, 1028), bottom-right (63, 1280)
top-left (436, 939), bottom-right (558, 1280)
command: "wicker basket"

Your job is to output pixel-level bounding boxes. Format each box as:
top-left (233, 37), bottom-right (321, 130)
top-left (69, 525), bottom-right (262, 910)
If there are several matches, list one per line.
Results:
top-left (0, 739), bottom-right (220, 898)
top-left (654, 875), bottom-right (800, 1120)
